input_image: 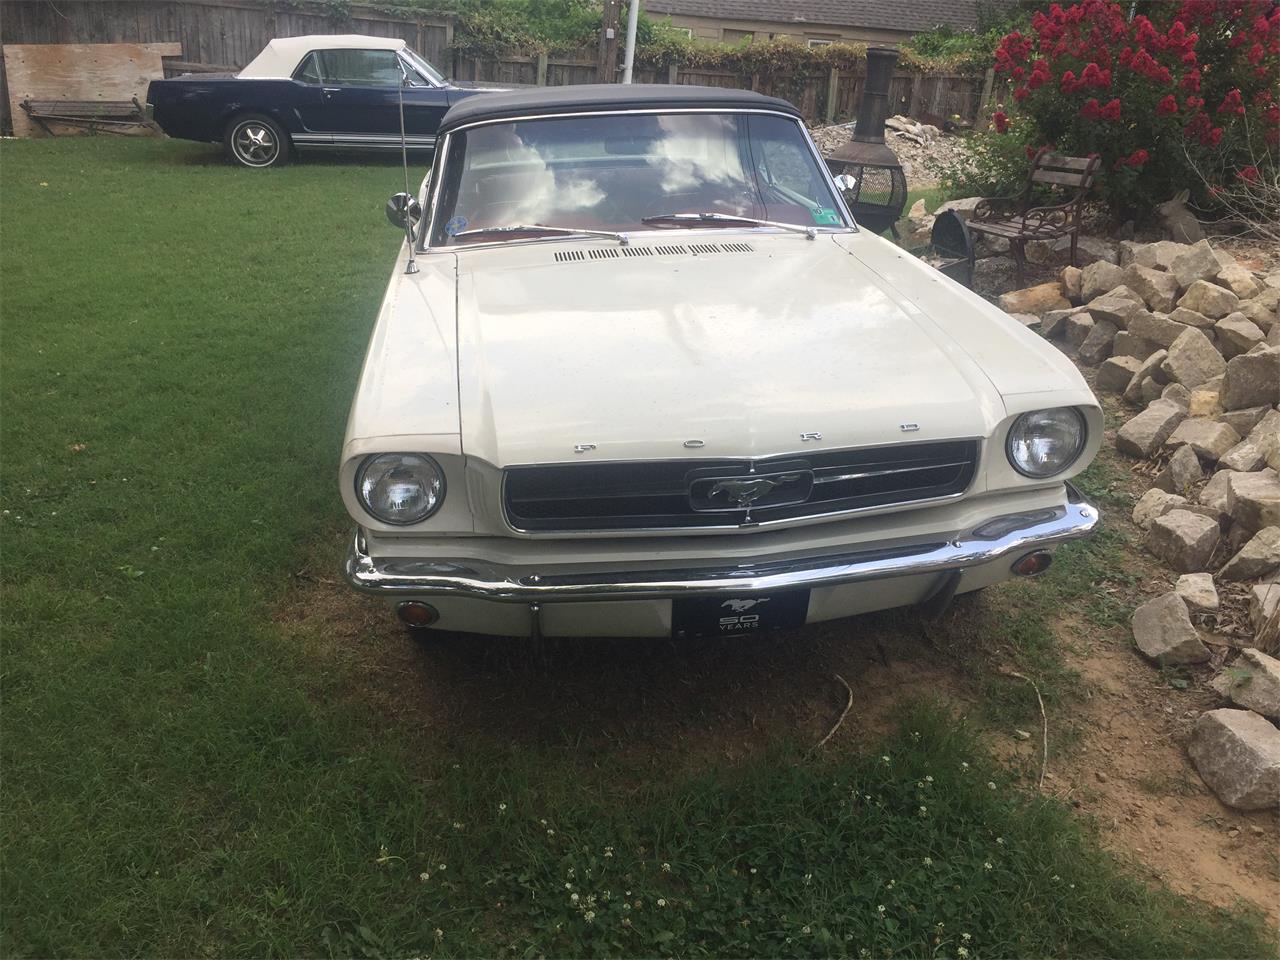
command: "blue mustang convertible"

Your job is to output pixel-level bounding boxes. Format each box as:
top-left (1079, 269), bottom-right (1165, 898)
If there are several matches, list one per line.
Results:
top-left (146, 35), bottom-right (496, 168)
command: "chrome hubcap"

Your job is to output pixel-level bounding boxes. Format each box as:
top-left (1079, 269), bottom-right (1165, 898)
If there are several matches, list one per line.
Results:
top-left (233, 122), bottom-right (278, 165)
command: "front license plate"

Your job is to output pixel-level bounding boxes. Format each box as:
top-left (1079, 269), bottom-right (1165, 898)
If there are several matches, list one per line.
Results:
top-left (671, 591), bottom-right (810, 639)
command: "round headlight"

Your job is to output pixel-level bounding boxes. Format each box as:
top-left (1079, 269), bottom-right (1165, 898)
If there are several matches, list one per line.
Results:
top-left (1006, 408), bottom-right (1086, 478)
top-left (356, 453), bottom-right (445, 524)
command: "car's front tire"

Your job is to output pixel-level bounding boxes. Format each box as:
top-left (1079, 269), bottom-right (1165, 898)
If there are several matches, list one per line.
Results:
top-left (224, 113), bottom-right (291, 168)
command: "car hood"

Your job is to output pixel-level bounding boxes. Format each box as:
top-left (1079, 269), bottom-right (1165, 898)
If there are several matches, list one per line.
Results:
top-left (453, 232), bottom-right (1055, 467)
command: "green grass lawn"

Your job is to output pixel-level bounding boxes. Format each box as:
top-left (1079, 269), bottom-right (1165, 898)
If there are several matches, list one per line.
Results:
top-left (1, 138), bottom-right (1273, 958)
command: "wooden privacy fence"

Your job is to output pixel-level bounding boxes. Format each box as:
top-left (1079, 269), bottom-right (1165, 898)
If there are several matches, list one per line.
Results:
top-left (1, 0), bottom-right (986, 134)
top-left (454, 52), bottom-right (986, 126)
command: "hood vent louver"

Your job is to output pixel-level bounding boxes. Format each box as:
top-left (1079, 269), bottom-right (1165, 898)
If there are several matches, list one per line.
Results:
top-left (554, 242), bottom-right (753, 263)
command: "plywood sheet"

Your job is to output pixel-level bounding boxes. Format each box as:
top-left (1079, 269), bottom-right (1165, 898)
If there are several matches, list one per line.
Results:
top-left (3, 42), bottom-right (182, 137)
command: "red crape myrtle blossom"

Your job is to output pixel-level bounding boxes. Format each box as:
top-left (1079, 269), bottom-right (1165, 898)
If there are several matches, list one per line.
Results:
top-left (992, 0), bottom-right (1279, 213)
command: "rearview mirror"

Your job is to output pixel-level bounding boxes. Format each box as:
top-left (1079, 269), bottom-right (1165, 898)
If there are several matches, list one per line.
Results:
top-left (385, 192), bottom-right (422, 232)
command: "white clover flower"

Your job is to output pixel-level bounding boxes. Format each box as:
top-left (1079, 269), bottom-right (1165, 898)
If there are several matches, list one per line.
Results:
top-left (452, 821), bottom-right (463, 830)
top-left (434, 928), bottom-right (444, 941)
top-left (925, 775), bottom-right (934, 783)
top-left (419, 872), bottom-right (431, 882)
top-left (996, 837), bottom-right (1005, 845)
top-left (570, 892), bottom-right (580, 903)
top-left (750, 867), bottom-right (758, 874)
top-left (604, 846), bottom-right (614, 858)
top-left (661, 862), bottom-right (672, 873)
top-left (880, 755), bottom-right (891, 764)
top-left (802, 925), bottom-right (811, 934)
top-left (1052, 874), bottom-right (1061, 882)
top-left (983, 861), bottom-right (993, 870)
top-left (498, 803), bottom-right (507, 812)
top-left (988, 781), bottom-right (997, 790)
top-left (621, 917), bottom-right (631, 927)
top-left (918, 806), bottom-right (928, 817)
top-left (547, 829), bottom-right (555, 836)
top-left (877, 904), bottom-right (886, 914)
top-left (584, 911), bottom-right (595, 923)
top-left (922, 857), bottom-right (933, 866)
top-left (540, 819), bottom-right (548, 826)
top-left (804, 873), bottom-right (812, 884)
top-left (657, 898), bottom-right (667, 907)
top-left (958, 948), bottom-right (969, 958)
top-left (623, 903), bottom-right (631, 912)
top-left (438, 863), bottom-right (447, 871)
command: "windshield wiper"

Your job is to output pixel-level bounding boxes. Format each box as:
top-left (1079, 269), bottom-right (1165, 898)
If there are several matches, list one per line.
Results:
top-left (640, 212), bottom-right (818, 239)
top-left (450, 224), bottom-right (630, 245)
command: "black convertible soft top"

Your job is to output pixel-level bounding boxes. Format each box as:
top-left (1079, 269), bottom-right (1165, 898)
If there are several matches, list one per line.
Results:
top-left (437, 83), bottom-right (801, 134)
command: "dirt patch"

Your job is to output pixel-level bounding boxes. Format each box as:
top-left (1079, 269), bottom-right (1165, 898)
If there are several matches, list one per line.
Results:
top-left (275, 560), bottom-right (974, 773)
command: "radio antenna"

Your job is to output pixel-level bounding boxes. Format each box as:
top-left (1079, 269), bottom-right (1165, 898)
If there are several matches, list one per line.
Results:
top-left (397, 56), bottom-right (419, 275)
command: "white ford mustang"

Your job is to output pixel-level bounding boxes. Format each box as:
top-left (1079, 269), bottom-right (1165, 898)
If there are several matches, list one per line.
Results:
top-left (340, 84), bottom-right (1102, 640)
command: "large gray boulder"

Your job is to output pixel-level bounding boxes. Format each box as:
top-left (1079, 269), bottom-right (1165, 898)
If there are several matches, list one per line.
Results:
top-left (1226, 468), bottom-right (1280, 534)
top-left (1041, 307), bottom-right (1083, 339)
top-left (1111, 330), bottom-right (1158, 359)
top-left (1127, 310), bottom-right (1187, 347)
top-left (1116, 399), bottom-right (1186, 458)
top-left (1219, 345), bottom-right (1280, 410)
top-left (1219, 526), bottom-right (1280, 580)
top-left (1250, 580), bottom-right (1280, 633)
top-left (1218, 405), bottom-right (1272, 436)
top-left (1215, 313), bottom-right (1265, 358)
top-left (1132, 592), bottom-right (1209, 664)
top-left (1169, 306), bottom-right (1216, 329)
top-left (1219, 438), bottom-right (1268, 472)
top-left (1086, 291), bottom-right (1145, 327)
top-left (1123, 349), bottom-right (1169, 404)
top-left (1065, 313), bottom-right (1095, 347)
top-left (1154, 443), bottom-right (1204, 494)
top-left (1217, 262), bottom-right (1263, 300)
top-left (1188, 708), bottom-right (1280, 810)
top-left (1179, 279), bottom-right (1240, 319)
top-left (1123, 239), bottom-right (1189, 271)
top-left (1132, 488), bottom-right (1187, 529)
top-left (1199, 469), bottom-right (1247, 513)
top-left (1170, 239), bottom-right (1221, 290)
top-left (1146, 509), bottom-right (1220, 572)
top-left (1125, 263), bottom-right (1179, 312)
top-left (1210, 649), bottom-right (1280, 721)
top-left (1176, 572), bottom-right (1219, 612)
top-left (1077, 319), bottom-right (1118, 365)
top-left (1160, 327), bottom-right (1226, 388)
top-left (1097, 355), bottom-right (1144, 393)
top-left (1081, 260), bottom-right (1127, 302)
top-left (1165, 417), bottom-right (1241, 462)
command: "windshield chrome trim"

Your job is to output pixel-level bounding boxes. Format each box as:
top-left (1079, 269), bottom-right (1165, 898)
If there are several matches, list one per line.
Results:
top-left (421, 107), bottom-right (858, 252)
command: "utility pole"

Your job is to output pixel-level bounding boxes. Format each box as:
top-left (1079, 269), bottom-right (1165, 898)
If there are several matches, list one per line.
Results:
top-left (598, 0), bottom-right (621, 82)
top-left (622, 0), bottom-right (640, 84)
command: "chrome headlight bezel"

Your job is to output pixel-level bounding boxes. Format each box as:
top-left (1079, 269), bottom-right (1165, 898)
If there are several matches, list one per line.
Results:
top-left (355, 453), bottom-right (446, 525)
top-left (1005, 407), bottom-right (1088, 479)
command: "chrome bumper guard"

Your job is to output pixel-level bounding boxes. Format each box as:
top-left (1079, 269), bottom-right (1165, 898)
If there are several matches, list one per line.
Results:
top-left (344, 485), bottom-right (1098, 603)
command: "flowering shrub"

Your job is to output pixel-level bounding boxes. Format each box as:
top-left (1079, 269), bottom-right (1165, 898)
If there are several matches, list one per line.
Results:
top-left (989, 0), bottom-right (1279, 216)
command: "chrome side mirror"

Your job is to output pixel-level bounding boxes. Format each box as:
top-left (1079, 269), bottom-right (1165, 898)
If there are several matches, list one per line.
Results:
top-left (385, 192), bottom-right (421, 232)
top-left (833, 173), bottom-right (858, 196)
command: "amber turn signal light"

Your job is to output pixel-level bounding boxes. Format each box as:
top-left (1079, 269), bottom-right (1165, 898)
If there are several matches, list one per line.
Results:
top-left (1011, 551), bottom-right (1053, 577)
top-left (396, 601), bottom-right (440, 628)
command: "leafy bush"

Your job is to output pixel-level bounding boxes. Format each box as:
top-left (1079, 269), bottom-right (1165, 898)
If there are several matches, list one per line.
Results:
top-left (987, 0), bottom-right (1279, 218)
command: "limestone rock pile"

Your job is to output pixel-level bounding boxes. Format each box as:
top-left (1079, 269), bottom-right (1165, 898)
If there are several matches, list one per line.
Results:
top-left (997, 238), bottom-right (1280, 811)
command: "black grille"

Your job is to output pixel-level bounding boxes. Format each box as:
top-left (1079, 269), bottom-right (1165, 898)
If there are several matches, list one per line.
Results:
top-left (503, 440), bottom-right (979, 532)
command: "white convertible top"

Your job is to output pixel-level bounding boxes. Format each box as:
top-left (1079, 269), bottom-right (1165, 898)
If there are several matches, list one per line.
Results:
top-left (238, 34), bottom-right (406, 79)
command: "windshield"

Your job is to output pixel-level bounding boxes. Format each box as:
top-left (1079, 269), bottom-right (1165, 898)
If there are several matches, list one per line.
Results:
top-left (401, 47), bottom-right (444, 86)
top-left (430, 111), bottom-right (849, 246)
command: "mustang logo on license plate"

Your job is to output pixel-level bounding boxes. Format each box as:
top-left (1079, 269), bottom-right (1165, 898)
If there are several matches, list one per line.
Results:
top-left (672, 591), bottom-right (810, 638)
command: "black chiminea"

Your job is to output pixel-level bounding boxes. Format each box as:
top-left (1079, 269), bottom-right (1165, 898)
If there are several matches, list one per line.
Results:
top-left (824, 47), bottom-right (908, 234)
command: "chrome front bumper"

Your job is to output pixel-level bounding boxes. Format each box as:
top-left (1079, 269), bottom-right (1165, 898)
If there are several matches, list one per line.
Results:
top-left (344, 485), bottom-right (1099, 603)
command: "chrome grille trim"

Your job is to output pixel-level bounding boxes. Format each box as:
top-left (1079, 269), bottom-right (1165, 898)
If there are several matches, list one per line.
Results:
top-left (503, 439), bottom-right (980, 533)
